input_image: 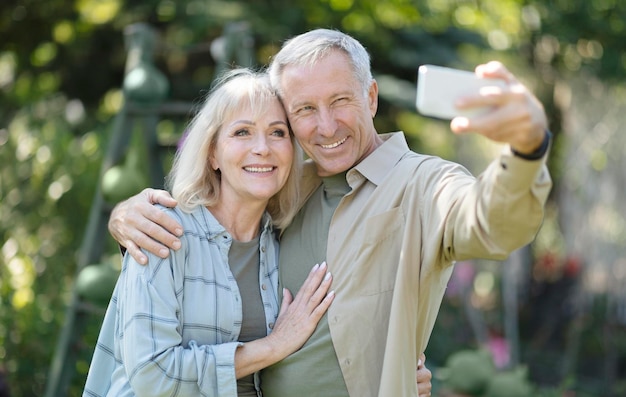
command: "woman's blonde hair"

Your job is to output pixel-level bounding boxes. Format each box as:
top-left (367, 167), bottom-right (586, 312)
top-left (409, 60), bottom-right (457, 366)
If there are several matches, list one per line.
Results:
top-left (166, 68), bottom-right (302, 230)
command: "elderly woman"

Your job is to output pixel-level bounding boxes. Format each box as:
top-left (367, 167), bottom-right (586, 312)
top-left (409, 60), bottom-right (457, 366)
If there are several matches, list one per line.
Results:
top-left (83, 69), bottom-right (334, 397)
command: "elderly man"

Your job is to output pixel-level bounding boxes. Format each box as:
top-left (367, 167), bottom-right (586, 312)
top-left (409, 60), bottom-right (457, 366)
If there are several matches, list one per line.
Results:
top-left (108, 29), bottom-right (551, 397)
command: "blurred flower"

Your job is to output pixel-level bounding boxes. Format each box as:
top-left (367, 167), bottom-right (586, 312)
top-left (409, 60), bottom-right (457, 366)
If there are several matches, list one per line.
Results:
top-left (487, 333), bottom-right (510, 369)
top-left (446, 260), bottom-right (476, 298)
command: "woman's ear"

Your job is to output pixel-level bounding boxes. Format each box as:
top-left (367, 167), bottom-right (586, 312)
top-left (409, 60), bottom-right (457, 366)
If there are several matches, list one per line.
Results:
top-left (209, 157), bottom-right (219, 171)
top-left (207, 141), bottom-right (219, 171)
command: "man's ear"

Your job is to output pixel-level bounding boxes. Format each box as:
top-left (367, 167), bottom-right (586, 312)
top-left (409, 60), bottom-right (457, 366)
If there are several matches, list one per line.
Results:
top-left (368, 79), bottom-right (379, 118)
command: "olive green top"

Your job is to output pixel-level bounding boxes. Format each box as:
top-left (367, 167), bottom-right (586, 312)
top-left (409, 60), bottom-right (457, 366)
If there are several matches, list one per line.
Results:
top-left (261, 172), bottom-right (350, 397)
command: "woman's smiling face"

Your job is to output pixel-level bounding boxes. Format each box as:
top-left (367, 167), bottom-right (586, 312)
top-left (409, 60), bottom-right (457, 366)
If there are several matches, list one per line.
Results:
top-left (210, 99), bottom-right (293, 206)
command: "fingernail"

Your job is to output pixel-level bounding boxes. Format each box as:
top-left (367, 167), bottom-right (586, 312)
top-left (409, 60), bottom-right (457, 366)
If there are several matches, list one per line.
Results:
top-left (172, 240), bottom-right (181, 250)
top-left (451, 117), bottom-right (470, 132)
top-left (457, 117), bottom-right (470, 128)
top-left (312, 263), bottom-right (320, 272)
top-left (175, 228), bottom-right (183, 236)
top-left (159, 248), bottom-right (169, 257)
top-left (320, 261), bottom-right (327, 270)
top-left (418, 359), bottom-right (422, 366)
top-left (324, 271), bottom-right (332, 281)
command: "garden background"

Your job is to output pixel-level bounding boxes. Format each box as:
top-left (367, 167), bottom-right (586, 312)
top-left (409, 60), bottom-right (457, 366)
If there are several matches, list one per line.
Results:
top-left (1, 0), bottom-right (626, 396)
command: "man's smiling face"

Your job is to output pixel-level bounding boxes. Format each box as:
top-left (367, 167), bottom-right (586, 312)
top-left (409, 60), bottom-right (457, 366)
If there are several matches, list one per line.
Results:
top-left (279, 50), bottom-right (380, 177)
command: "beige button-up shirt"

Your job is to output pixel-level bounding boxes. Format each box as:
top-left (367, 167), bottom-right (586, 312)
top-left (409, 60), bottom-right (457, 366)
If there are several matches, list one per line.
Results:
top-left (297, 132), bottom-right (552, 397)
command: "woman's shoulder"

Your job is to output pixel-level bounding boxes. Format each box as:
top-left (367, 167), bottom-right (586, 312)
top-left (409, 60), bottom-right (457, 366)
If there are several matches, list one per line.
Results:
top-left (156, 204), bottom-right (225, 236)
top-left (155, 204), bottom-right (191, 225)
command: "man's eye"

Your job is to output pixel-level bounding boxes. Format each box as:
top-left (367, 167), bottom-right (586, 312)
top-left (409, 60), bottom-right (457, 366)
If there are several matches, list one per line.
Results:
top-left (296, 105), bottom-right (314, 114)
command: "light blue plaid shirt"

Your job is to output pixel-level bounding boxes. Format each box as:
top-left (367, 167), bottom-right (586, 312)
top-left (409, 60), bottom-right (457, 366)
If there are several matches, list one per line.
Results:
top-left (83, 205), bottom-right (280, 397)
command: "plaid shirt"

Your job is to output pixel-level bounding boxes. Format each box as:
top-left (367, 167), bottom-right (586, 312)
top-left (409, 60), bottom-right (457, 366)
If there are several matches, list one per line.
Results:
top-left (83, 205), bottom-right (280, 397)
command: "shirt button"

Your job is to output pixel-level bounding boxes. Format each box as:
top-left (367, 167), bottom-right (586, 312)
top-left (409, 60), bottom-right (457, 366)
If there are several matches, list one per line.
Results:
top-left (269, 322), bottom-right (274, 329)
top-left (261, 284), bottom-right (267, 290)
top-left (261, 246), bottom-right (266, 252)
top-left (344, 358), bottom-right (351, 366)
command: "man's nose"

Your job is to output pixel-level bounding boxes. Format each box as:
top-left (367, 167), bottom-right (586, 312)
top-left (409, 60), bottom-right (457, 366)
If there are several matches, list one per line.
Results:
top-left (317, 108), bottom-right (337, 138)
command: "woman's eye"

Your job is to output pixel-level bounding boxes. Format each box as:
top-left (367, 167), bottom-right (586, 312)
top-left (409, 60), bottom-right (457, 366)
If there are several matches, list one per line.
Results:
top-left (271, 129), bottom-right (287, 137)
top-left (234, 128), bottom-right (249, 136)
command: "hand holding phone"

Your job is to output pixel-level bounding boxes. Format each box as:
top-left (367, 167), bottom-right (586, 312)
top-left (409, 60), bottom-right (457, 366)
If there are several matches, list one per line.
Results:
top-left (415, 64), bottom-right (507, 120)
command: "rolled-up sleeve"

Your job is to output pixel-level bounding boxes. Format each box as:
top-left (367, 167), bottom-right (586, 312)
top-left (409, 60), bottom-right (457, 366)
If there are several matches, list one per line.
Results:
top-left (433, 146), bottom-right (551, 263)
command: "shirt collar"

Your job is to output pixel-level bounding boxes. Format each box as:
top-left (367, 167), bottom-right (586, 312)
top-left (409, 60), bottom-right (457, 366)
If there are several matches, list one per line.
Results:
top-left (188, 205), bottom-right (273, 240)
top-left (350, 131), bottom-right (410, 187)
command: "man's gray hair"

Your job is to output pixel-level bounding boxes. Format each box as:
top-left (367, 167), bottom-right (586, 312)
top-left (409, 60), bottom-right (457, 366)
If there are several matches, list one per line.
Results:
top-left (268, 29), bottom-right (374, 98)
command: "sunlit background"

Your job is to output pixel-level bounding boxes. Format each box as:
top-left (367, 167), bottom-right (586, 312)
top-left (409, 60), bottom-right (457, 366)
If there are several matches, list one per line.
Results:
top-left (1, 0), bottom-right (625, 396)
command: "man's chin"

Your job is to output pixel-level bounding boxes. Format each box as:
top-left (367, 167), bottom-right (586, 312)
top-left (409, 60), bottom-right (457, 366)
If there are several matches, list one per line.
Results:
top-left (315, 162), bottom-right (353, 177)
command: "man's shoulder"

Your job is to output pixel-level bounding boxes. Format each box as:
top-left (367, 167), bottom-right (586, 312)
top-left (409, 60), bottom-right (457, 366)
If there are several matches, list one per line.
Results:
top-left (384, 151), bottom-right (473, 194)
top-left (300, 160), bottom-right (323, 196)
top-left (397, 150), bottom-right (458, 171)
top-left (377, 131), bottom-right (457, 167)
top-left (302, 160), bottom-right (319, 177)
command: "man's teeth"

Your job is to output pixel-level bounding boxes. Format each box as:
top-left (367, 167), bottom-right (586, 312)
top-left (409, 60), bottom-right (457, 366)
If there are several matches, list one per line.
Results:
top-left (321, 137), bottom-right (347, 149)
top-left (245, 167), bottom-right (273, 173)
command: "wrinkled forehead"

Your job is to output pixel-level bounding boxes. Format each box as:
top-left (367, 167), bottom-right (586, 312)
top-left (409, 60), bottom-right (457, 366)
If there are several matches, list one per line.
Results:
top-left (281, 53), bottom-right (363, 96)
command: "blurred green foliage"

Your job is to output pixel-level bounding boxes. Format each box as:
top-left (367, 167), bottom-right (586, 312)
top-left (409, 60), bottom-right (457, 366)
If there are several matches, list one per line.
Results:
top-left (1, 0), bottom-right (626, 396)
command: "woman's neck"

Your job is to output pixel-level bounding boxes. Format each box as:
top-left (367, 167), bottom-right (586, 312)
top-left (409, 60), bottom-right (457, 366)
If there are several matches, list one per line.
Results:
top-left (208, 199), bottom-right (267, 242)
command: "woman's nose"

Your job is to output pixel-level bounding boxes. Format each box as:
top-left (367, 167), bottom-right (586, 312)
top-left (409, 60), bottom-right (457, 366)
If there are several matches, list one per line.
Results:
top-left (252, 135), bottom-right (270, 155)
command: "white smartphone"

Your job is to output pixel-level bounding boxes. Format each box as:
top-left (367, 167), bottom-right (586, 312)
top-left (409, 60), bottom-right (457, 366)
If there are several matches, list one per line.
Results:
top-left (416, 64), bottom-right (506, 120)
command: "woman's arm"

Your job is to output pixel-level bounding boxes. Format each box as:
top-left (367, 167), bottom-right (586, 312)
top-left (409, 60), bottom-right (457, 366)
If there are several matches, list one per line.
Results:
top-left (117, 250), bottom-right (334, 396)
top-left (233, 262), bottom-right (335, 378)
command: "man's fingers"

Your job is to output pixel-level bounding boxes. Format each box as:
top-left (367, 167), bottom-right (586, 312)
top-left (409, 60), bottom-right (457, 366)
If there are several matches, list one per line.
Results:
top-left (133, 193), bottom-right (183, 239)
top-left (475, 61), bottom-right (516, 84)
top-left (124, 241), bottom-right (148, 265)
top-left (416, 352), bottom-right (432, 397)
top-left (416, 366), bottom-right (433, 396)
top-left (146, 188), bottom-right (178, 208)
top-left (140, 212), bottom-right (182, 251)
top-left (126, 228), bottom-right (171, 259)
